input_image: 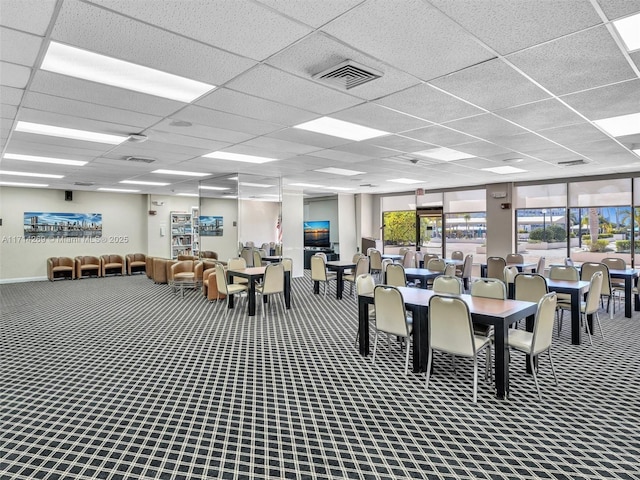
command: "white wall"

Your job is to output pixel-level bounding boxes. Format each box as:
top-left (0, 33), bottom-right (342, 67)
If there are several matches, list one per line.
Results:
top-left (337, 194), bottom-right (357, 260)
top-left (200, 197), bottom-right (239, 262)
top-left (0, 187), bottom-right (147, 282)
top-left (146, 194), bottom-right (199, 258)
top-left (238, 199), bottom-right (280, 248)
top-left (282, 188), bottom-right (304, 277)
top-left (304, 196), bottom-right (339, 245)
top-left (486, 183), bottom-right (515, 257)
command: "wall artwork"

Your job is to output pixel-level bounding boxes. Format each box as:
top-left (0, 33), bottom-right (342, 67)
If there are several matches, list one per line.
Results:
top-left (24, 212), bottom-right (102, 238)
top-left (199, 216), bottom-right (223, 237)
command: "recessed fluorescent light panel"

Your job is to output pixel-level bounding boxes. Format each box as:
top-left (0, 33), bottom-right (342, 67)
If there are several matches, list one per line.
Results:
top-left (3, 153), bottom-right (88, 166)
top-left (239, 182), bottom-right (273, 188)
top-left (152, 169), bottom-right (210, 177)
top-left (0, 181), bottom-right (49, 187)
top-left (314, 167), bottom-right (365, 176)
top-left (613, 13), bottom-right (640, 52)
top-left (288, 183), bottom-right (323, 188)
top-left (594, 112), bottom-right (640, 137)
top-left (415, 147), bottom-right (475, 161)
top-left (15, 121), bottom-right (127, 144)
top-left (98, 188), bottom-right (140, 193)
top-left (41, 42), bottom-right (215, 102)
top-left (388, 178), bottom-right (423, 184)
top-left (120, 180), bottom-right (170, 186)
top-left (203, 152), bottom-right (277, 164)
top-left (176, 193), bottom-right (199, 197)
top-left (327, 187), bottom-right (355, 191)
top-left (293, 117), bottom-right (389, 141)
top-left (482, 166), bottom-right (527, 174)
top-left (199, 186), bottom-right (229, 191)
top-left (0, 170), bottom-right (64, 178)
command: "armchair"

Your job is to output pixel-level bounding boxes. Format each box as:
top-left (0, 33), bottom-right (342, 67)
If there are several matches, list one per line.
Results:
top-left (47, 257), bottom-right (75, 281)
top-left (203, 264), bottom-right (226, 301)
top-left (101, 254), bottom-right (125, 276)
top-left (75, 256), bottom-right (102, 279)
top-left (126, 253), bottom-right (146, 275)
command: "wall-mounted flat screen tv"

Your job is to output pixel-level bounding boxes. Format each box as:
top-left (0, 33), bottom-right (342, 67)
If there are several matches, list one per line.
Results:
top-left (304, 220), bottom-right (330, 248)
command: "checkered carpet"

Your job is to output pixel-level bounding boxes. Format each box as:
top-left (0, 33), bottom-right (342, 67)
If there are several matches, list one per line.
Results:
top-left (1, 273), bottom-right (639, 480)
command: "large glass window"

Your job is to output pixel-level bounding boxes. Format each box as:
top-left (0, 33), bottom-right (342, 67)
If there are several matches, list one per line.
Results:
top-left (382, 210), bottom-right (416, 254)
top-left (444, 189), bottom-right (486, 263)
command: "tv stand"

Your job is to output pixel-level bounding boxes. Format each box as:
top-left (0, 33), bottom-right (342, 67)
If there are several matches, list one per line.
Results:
top-left (303, 248), bottom-right (337, 269)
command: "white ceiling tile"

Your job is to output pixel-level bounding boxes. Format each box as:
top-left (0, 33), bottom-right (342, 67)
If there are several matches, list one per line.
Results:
top-left (596, 0), bottom-right (640, 20)
top-left (322, 0), bottom-right (495, 81)
top-left (0, 61), bottom-right (31, 88)
top-left (0, 28), bottom-right (42, 66)
top-left (523, 145), bottom-right (588, 163)
top-left (402, 125), bottom-right (478, 147)
top-left (226, 64), bottom-right (363, 114)
top-left (266, 32), bottom-right (420, 101)
top-left (6, 132), bottom-right (113, 155)
top-left (572, 139), bottom-right (640, 163)
top-left (1, 104), bottom-right (17, 119)
top-left (17, 108), bottom-right (141, 137)
top-left (507, 26), bottom-right (636, 96)
top-left (451, 141), bottom-right (513, 157)
top-left (265, 128), bottom-right (352, 149)
top-left (443, 114), bottom-right (527, 140)
top-left (52, 0), bottom-right (256, 85)
top-left (495, 98), bottom-right (585, 131)
top-left (22, 92), bottom-right (163, 129)
top-left (430, 59), bottom-right (550, 111)
top-left (196, 88), bottom-right (316, 126)
top-left (87, 0), bottom-right (312, 61)
top-left (540, 123), bottom-right (613, 148)
top-left (305, 149), bottom-right (371, 163)
top-left (0, 0), bottom-right (56, 35)
top-left (237, 137), bottom-right (320, 156)
top-left (145, 129), bottom-right (231, 152)
top-left (366, 135), bottom-right (432, 153)
top-left (333, 142), bottom-right (397, 158)
top-left (172, 105), bottom-right (282, 136)
top-left (0, 85), bottom-right (24, 105)
top-left (256, 0), bottom-right (362, 28)
top-left (489, 132), bottom-right (563, 153)
top-left (330, 103), bottom-right (430, 134)
top-left (429, 0), bottom-right (601, 55)
top-left (29, 71), bottom-right (185, 117)
top-left (376, 84), bottom-right (484, 123)
top-left (154, 119), bottom-right (255, 145)
top-left (560, 79), bottom-right (640, 120)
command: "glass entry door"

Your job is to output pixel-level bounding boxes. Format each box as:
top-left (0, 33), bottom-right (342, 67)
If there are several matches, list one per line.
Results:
top-left (417, 208), bottom-right (444, 257)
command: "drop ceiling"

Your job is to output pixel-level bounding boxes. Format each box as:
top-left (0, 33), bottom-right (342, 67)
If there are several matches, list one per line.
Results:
top-left (1, 0), bottom-right (639, 199)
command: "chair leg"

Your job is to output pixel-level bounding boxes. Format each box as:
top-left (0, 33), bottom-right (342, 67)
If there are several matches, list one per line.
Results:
top-left (530, 354), bottom-right (542, 401)
top-left (372, 330), bottom-right (378, 365)
top-left (472, 356), bottom-right (478, 404)
top-left (404, 337), bottom-right (410, 375)
top-left (425, 348), bottom-right (433, 389)
top-left (548, 349), bottom-right (558, 386)
top-left (582, 313), bottom-right (593, 346)
top-left (594, 311), bottom-right (605, 341)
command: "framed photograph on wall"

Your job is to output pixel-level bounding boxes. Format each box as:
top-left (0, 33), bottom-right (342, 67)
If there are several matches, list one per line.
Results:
top-left (24, 212), bottom-right (102, 238)
top-left (200, 216), bottom-right (223, 237)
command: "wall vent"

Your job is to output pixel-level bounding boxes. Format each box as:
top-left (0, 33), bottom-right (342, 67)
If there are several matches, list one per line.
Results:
top-left (124, 156), bottom-right (156, 164)
top-left (558, 159), bottom-right (586, 166)
top-left (74, 181), bottom-right (95, 186)
top-left (313, 60), bottom-right (382, 90)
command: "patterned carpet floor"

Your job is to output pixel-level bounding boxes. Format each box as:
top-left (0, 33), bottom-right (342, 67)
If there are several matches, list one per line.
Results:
top-left (1, 273), bottom-right (639, 480)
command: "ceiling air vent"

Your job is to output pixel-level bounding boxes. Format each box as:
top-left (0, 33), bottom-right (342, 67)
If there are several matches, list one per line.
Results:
top-left (313, 60), bottom-right (382, 90)
top-left (124, 156), bottom-right (156, 164)
top-left (74, 181), bottom-right (95, 186)
top-left (558, 159), bottom-right (586, 167)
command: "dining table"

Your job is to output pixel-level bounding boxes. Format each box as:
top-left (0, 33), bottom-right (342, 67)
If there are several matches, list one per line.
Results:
top-left (479, 262), bottom-right (537, 277)
top-left (227, 266), bottom-right (291, 316)
top-left (545, 278), bottom-right (590, 345)
top-left (322, 260), bottom-right (356, 300)
top-left (358, 287), bottom-right (537, 399)
top-left (606, 268), bottom-right (639, 318)
top-left (402, 268), bottom-right (444, 289)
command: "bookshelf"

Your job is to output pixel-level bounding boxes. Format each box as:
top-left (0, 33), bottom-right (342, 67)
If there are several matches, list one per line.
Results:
top-left (170, 212), bottom-right (193, 259)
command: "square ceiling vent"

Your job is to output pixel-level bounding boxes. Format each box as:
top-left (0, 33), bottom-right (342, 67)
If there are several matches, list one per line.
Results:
top-left (313, 60), bottom-right (382, 90)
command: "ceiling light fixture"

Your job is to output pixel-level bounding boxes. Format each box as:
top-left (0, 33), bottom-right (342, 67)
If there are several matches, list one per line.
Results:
top-left (388, 178), bottom-right (423, 184)
top-left (203, 152), bottom-right (278, 164)
top-left (293, 117), bottom-right (389, 141)
top-left (314, 167), bottom-right (365, 176)
top-left (594, 112), bottom-right (640, 137)
top-left (98, 188), bottom-right (140, 193)
top-left (199, 186), bottom-right (230, 191)
top-left (120, 180), bottom-right (170, 186)
top-left (0, 170), bottom-right (64, 178)
top-left (152, 169), bottom-right (210, 177)
top-left (176, 193), bottom-right (199, 197)
top-left (482, 166), bottom-right (527, 174)
top-left (0, 181), bottom-right (49, 187)
top-left (557, 159), bottom-right (586, 166)
top-left (415, 147), bottom-right (475, 161)
top-left (15, 121), bottom-right (127, 144)
top-left (41, 42), bottom-right (216, 102)
top-left (239, 182), bottom-right (273, 188)
top-left (3, 153), bottom-right (88, 166)
top-left (613, 12), bottom-right (640, 52)
top-left (288, 183), bottom-right (323, 188)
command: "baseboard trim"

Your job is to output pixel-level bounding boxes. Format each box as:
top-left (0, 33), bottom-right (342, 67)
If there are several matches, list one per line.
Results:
top-left (0, 276), bottom-right (48, 284)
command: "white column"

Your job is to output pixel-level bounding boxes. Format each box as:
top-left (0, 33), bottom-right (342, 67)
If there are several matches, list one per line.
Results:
top-left (282, 187), bottom-right (304, 277)
top-left (338, 194), bottom-right (357, 260)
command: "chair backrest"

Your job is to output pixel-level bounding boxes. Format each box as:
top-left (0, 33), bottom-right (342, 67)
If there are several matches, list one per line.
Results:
top-left (282, 258), bottom-right (293, 272)
top-left (402, 250), bottom-right (415, 268)
top-left (531, 293), bottom-right (558, 355)
top-left (314, 252), bottom-right (327, 262)
top-left (444, 263), bottom-right (456, 276)
top-left (414, 251), bottom-right (423, 266)
top-left (549, 265), bottom-right (579, 281)
top-left (486, 257), bottom-right (506, 281)
top-left (228, 257), bottom-right (246, 271)
top-left (506, 253), bottom-right (524, 264)
top-left (356, 273), bottom-right (376, 296)
top-left (584, 271), bottom-right (604, 315)
top-left (451, 250), bottom-right (464, 261)
top-left (261, 243), bottom-right (270, 250)
top-left (310, 255), bottom-right (327, 282)
top-left (601, 257), bottom-right (626, 271)
top-left (432, 275), bottom-right (463, 295)
top-left (398, 247), bottom-right (410, 256)
top-left (385, 263), bottom-right (406, 287)
top-left (215, 264), bottom-right (229, 295)
top-left (514, 273), bottom-right (548, 303)
top-left (253, 250), bottom-right (263, 267)
top-left (581, 262), bottom-right (611, 296)
top-left (261, 263), bottom-right (284, 294)
top-left (427, 258), bottom-right (446, 272)
top-left (503, 266), bottom-right (519, 284)
top-left (201, 251), bottom-right (218, 259)
top-left (381, 258), bottom-right (393, 273)
top-left (241, 247), bottom-right (254, 267)
top-left (536, 256), bottom-right (545, 276)
top-left (423, 253), bottom-right (439, 264)
top-left (352, 253), bottom-right (365, 263)
top-left (461, 254), bottom-right (473, 279)
top-left (373, 285), bottom-right (409, 337)
top-left (354, 257), bottom-right (370, 277)
top-left (564, 257), bottom-right (574, 267)
top-left (369, 249), bottom-right (383, 270)
top-left (471, 278), bottom-right (506, 299)
top-left (428, 295), bottom-right (474, 356)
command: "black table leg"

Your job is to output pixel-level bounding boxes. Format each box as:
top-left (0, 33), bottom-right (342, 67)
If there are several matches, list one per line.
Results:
top-left (570, 291), bottom-right (582, 345)
top-left (494, 321), bottom-right (509, 399)
top-left (358, 296), bottom-right (370, 356)
top-left (336, 272), bottom-right (344, 300)
top-left (284, 272), bottom-right (291, 309)
top-left (525, 314), bottom-right (537, 374)
top-left (313, 280), bottom-right (319, 294)
top-left (411, 305), bottom-right (427, 372)
top-left (625, 276), bottom-right (632, 318)
top-left (248, 281), bottom-right (256, 316)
